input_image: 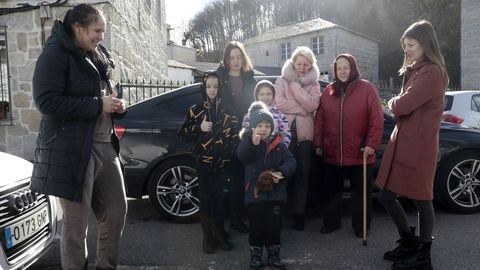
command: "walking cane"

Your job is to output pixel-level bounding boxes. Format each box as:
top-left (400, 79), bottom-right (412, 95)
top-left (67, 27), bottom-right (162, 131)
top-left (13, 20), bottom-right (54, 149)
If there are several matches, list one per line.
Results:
top-left (362, 149), bottom-right (368, 246)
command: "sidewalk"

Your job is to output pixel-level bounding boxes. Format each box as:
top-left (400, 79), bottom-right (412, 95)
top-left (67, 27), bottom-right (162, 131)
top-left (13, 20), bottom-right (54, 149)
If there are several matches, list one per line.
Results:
top-left (38, 265), bottom-right (199, 270)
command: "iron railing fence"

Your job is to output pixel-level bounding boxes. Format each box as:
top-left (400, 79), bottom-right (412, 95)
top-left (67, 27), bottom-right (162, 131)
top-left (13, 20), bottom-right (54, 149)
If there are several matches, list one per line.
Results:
top-left (116, 79), bottom-right (472, 108)
top-left (0, 25), bottom-right (12, 125)
top-left (116, 79), bottom-right (194, 106)
top-left (376, 80), bottom-right (467, 105)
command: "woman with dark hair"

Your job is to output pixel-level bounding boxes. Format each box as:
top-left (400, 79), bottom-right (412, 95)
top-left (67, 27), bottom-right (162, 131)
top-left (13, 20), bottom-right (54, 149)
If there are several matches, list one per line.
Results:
top-left (179, 71), bottom-right (238, 254)
top-left (375, 20), bottom-right (449, 270)
top-left (30, 4), bottom-right (127, 269)
top-left (216, 41), bottom-right (257, 233)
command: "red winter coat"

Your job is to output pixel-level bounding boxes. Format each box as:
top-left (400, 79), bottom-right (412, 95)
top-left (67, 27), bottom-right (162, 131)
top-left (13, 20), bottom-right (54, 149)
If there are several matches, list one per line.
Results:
top-left (313, 79), bottom-right (384, 166)
top-left (375, 60), bottom-right (446, 200)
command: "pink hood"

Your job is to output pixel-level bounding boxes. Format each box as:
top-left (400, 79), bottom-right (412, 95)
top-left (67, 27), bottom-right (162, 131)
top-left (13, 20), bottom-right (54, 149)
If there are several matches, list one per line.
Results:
top-left (280, 58), bottom-right (320, 86)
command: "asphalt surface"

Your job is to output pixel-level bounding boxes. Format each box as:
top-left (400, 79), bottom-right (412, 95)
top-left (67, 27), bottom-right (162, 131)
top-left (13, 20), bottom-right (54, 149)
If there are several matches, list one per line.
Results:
top-left (30, 198), bottom-right (480, 270)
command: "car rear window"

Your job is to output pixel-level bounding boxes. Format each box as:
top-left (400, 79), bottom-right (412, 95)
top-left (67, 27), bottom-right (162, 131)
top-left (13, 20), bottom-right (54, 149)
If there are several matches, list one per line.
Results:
top-left (158, 91), bottom-right (202, 115)
top-left (471, 94), bottom-right (480, 112)
top-left (444, 95), bottom-right (453, 111)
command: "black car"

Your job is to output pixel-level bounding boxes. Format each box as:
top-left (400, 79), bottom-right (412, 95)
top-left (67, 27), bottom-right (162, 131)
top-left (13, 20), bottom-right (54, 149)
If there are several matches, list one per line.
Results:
top-left (115, 78), bottom-right (480, 222)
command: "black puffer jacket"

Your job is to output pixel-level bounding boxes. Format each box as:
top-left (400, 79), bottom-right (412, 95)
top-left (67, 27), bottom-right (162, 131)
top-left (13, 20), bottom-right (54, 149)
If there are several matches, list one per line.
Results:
top-left (30, 20), bottom-right (120, 202)
top-left (178, 85), bottom-right (239, 172)
top-left (216, 65), bottom-right (256, 122)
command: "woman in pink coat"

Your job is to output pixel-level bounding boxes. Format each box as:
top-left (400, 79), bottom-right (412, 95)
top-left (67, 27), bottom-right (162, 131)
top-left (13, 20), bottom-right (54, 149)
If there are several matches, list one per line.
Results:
top-left (274, 46), bottom-right (321, 231)
top-left (375, 21), bottom-right (449, 270)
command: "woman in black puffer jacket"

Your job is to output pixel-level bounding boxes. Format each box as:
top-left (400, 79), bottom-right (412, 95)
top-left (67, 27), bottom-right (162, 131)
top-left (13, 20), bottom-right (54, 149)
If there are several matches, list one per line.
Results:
top-left (30, 4), bottom-right (127, 269)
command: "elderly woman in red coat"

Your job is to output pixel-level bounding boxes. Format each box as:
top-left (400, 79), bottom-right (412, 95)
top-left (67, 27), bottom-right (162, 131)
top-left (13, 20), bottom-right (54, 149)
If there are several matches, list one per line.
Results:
top-left (375, 20), bottom-right (449, 270)
top-left (313, 53), bottom-right (383, 238)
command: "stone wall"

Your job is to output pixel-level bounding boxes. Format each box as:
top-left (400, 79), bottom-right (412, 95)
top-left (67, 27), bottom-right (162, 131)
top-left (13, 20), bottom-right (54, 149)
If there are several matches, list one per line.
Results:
top-left (245, 30), bottom-right (338, 77)
top-left (0, 4), bottom-right (49, 159)
top-left (0, 0), bottom-right (167, 159)
top-left (461, 0), bottom-right (480, 89)
top-left (107, 0), bottom-right (167, 81)
top-left (244, 26), bottom-right (378, 83)
top-left (334, 28), bottom-right (379, 84)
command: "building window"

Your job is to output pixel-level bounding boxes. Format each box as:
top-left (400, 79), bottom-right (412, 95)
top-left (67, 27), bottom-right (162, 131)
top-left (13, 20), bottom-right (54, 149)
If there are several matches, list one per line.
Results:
top-left (0, 26), bottom-right (11, 123)
top-left (145, 0), bottom-right (152, 12)
top-left (266, 50), bottom-right (269, 56)
top-left (319, 71), bottom-right (329, 81)
top-left (312, 36), bottom-right (324, 55)
top-left (280, 42), bottom-right (291, 60)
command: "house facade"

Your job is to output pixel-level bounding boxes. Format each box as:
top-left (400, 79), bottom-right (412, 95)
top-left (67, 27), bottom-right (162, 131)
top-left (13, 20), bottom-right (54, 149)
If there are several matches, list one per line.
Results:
top-left (243, 18), bottom-right (379, 83)
top-left (461, 0), bottom-right (480, 89)
top-left (0, 0), bottom-right (167, 159)
top-left (167, 43), bottom-right (196, 83)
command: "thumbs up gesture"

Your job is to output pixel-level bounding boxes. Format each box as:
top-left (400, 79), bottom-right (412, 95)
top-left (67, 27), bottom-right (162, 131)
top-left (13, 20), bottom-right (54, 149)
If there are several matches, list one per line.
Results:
top-left (200, 115), bottom-right (212, 132)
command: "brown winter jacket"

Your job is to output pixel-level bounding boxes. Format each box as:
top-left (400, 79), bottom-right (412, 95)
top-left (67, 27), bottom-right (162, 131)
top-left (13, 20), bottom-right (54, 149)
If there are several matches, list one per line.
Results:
top-left (375, 59), bottom-right (446, 200)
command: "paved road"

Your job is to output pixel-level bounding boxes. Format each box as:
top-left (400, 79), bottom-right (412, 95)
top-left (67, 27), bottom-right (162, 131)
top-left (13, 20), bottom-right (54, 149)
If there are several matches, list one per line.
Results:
top-left (31, 198), bottom-right (480, 270)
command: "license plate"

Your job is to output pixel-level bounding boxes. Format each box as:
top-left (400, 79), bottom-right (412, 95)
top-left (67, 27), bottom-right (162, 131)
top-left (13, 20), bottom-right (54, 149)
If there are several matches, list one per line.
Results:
top-left (4, 205), bottom-right (50, 249)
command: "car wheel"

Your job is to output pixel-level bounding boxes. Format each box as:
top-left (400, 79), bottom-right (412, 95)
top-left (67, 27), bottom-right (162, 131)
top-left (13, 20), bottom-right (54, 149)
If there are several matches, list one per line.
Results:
top-left (434, 151), bottom-right (480, 213)
top-left (148, 157), bottom-right (200, 222)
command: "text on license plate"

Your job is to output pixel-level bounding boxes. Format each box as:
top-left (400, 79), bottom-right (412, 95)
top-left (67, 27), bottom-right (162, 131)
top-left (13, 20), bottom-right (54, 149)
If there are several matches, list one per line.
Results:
top-left (4, 205), bottom-right (50, 249)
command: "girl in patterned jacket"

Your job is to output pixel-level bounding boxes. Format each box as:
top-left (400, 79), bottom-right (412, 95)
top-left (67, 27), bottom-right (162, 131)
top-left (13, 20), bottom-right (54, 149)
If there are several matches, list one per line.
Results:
top-left (178, 71), bottom-right (238, 254)
top-left (242, 80), bottom-right (291, 147)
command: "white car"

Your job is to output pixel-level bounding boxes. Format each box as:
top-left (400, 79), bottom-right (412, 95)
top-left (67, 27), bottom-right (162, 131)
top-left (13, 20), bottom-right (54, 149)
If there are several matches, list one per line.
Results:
top-left (0, 151), bottom-right (59, 270)
top-left (443, 90), bottom-right (480, 128)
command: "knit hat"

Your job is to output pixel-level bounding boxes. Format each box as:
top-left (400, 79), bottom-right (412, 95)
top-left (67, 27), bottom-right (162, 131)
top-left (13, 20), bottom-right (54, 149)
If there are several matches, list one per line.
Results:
top-left (254, 80), bottom-right (276, 101)
top-left (248, 101), bottom-right (275, 133)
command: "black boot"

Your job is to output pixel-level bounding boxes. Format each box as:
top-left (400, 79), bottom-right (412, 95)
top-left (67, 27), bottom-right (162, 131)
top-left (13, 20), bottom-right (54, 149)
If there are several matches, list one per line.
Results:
top-left (230, 212), bottom-right (249, 233)
top-left (214, 225), bottom-right (234, 251)
top-left (200, 214), bottom-right (216, 254)
top-left (266, 244), bottom-right (286, 270)
top-left (249, 246), bottom-right (263, 270)
top-left (392, 241), bottom-right (432, 270)
top-left (293, 215), bottom-right (305, 231)
top-left (384, 227), bottom-right (418, 261)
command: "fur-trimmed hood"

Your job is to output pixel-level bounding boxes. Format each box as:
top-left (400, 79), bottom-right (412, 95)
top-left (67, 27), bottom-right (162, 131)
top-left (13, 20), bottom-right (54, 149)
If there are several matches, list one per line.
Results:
top-left (280, 59), bottom-right (320, 86)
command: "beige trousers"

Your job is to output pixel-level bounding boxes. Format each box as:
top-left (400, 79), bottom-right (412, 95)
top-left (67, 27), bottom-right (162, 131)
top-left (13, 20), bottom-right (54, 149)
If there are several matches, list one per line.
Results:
top-left (59, 142), bottom-right (127, 270)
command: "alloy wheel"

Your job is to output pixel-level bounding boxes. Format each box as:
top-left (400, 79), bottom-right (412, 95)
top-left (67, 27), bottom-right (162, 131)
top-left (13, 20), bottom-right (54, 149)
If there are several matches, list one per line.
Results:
top-left (154, 165), bottom-right (200, 217)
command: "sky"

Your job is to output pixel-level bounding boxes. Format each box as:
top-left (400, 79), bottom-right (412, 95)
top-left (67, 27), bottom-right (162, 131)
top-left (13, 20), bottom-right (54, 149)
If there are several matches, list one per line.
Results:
top-left (165, 0), bottom-right (214, 45)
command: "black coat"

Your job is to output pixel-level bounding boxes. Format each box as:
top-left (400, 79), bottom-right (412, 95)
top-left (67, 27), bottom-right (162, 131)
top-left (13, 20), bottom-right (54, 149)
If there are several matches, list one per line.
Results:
top-left (178, 98), bottom-right (239, 172)
top-left (216, 65), bottom-right (256, 122)
top-left (237, 132), bottom-right (296, 205)
top-left (30, 20), bottom-right (121, 202)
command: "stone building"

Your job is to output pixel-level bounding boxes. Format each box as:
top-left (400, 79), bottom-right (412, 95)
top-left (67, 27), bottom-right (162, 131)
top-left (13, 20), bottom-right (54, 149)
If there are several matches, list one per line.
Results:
top-left (0, 0), bottom-right (168, 159)
top-left (243, 17), bottom-right (379, 83)
top-left (461, 0), bottom-right (480, 89)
